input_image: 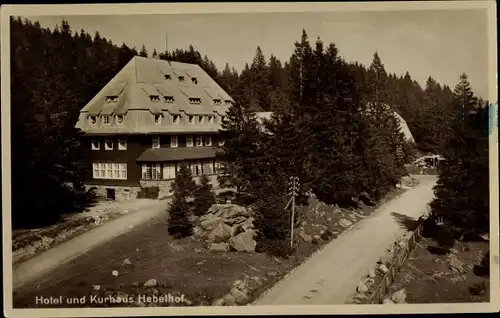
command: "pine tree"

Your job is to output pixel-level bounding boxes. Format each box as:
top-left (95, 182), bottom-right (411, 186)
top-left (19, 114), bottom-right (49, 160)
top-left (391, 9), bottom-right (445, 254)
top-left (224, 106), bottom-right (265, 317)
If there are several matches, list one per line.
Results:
top-left (192, 174), bottom-right (216, 216)
top-left (167, 194), bottom-right (193, 238)
top-left (170, 162), bottom-right (197, 198)
top-left (139, 44), bottom-right (148, 57)
top-left (430, 73), bottom-right (488, 237)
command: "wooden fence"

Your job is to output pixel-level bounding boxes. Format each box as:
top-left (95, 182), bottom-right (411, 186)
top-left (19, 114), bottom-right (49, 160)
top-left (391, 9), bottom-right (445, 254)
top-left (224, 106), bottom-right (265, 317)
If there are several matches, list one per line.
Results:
top-left (368, 223), bottom-right (424, 304)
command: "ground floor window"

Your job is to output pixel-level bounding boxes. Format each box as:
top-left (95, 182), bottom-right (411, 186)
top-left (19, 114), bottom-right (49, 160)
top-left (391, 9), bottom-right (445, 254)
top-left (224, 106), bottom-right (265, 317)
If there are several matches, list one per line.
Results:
top-left (142, 163), bottom-right (161, 180)
top-left (93, 162), bottom-right (127, 180)
top-left (163, 163), bottom-right (176, 179)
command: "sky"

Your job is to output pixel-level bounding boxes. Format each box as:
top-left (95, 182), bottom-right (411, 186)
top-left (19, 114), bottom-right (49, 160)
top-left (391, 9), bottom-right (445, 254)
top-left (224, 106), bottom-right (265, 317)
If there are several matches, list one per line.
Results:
top-left (26, 9), bottom-right (490, 98)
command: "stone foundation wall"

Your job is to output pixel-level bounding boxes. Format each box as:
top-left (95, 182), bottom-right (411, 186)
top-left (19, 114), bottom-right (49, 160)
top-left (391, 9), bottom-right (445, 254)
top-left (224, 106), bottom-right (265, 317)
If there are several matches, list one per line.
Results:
top-left (85, 185), bottom-right (140, 201)
top-left (85, 174), bottom-right (221, 201)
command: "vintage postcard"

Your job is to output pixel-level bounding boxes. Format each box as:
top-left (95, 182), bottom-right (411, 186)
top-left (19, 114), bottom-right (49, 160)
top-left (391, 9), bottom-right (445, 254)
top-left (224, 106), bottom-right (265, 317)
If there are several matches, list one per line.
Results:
top-left (1, 1), bottom-right (498, 317)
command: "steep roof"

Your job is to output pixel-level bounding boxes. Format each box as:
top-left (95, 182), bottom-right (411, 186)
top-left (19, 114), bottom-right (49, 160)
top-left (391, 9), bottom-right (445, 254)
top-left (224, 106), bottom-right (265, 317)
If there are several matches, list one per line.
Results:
top-left (75, 56), bottom-right (233, 134)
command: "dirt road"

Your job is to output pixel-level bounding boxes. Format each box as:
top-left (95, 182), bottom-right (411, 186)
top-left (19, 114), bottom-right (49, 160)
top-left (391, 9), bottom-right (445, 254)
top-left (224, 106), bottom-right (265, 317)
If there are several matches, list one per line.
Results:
top-left (254, 175), bottom-right (437, 305)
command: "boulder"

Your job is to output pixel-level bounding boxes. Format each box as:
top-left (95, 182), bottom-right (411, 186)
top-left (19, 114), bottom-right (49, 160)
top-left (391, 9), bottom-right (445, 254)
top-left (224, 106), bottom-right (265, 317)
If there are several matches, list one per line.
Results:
top-left (212, 298), bottom-right (225, 306)
top-left (339, 218), bottom-right (353, 228)
top-left (391, 288), bottom-right (407, 304)
top-left (224, 216), bottom-right (246, 226)
top-left (229, 287), bottom-right (249, 304)
top-left (378, 264), bottom-right (389, 274)
top-left (299, 232), bottom-right (312, 242)
top-left (122, 258), bottom-right (132, 266)
top-left (229, 230), bottom-right (256, 252)
top-left (200, 217), bottom-right (223, 231)
top-left (356, 282), bottom-right (369, 293)
top-left (144, 279), bottom-right (158, 287)
top-left (368, 269), bottom-right (377, 278)
top-left (207, 223), bottom-right (232, 243)
top-left (192, 226), bottom-right (204, 238)
top-left (222, 293), bottom-right (236, 306)
top-left (209, 243), bottom-right (230, 252)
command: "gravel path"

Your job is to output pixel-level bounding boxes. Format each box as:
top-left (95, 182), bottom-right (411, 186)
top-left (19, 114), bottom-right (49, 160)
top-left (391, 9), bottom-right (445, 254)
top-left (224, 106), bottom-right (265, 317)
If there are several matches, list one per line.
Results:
top-left (254, 175), bottom-right (437, 305)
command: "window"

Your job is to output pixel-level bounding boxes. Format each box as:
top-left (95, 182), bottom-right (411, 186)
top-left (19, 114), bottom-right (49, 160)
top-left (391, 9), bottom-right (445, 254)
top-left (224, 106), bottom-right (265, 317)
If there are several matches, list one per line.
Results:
top-left (208, 115), bottom-right (214, 124)
top-left (102, 116), bottom-right (111, 125)
top-left (116, 115), bottom-right (124, 124)
top-left (118, 137), bottom-right (127, 150)
top-left (198, 115), bottom-right (204, 124)
top-left (142, 163), bottom-right (161, 179)
top-left (178, 76), bottom-right (185, 82)
top-left (141, 164), bottom-right (151, 179)
top-left (170, 135), bottom-right (178, 148)
top-left (105, 138), bottom-right (113, 150)
top-left (188, 98), bottom-right (201, 104)
top-left (163, 163), bottom-right (176, 180)
top-left (107, 163), bottom-right (113, 178)
top-left (92, 163), bottom-right (100, 178)
top-left (188, 116), bottom-right (194, 124)
top-left (91, 140), bottom-right (100, 150)
top-left (204, 135), bottom-right (212, 146)
top-left (190, 161), bottom-right (202, 176)
top-left (152, 164), bottom-right (161, 180)
top-left (154, 114), bottom-right (161, 124)
top-left (93, 163), bottom-right (126, 180)
top-left (203, 160), bottom-right (214, 175)
top-left (105, 96), bottom-right (118, 103)
top-left (152, 136), bottom-right (160, 149)
top-left (89, 116), bottom-right (97, 125)
top-left (172, 114), bottom-right (180, 124)
top-left (191, 77), bottom-right (198, 84)
top-left (214, 99), bottom-right (221, 105)
top-left (221, 115), bottom-right (227, 122)
top-left (149, 95), bottom-right (160, 102)
top-left (196, 136), bottom-right (203, 147)
top-left (164, 96), bottom-right (174, 103)
top-left (186, 136), bottom-right (193, 147)
top-left (224, 100), bottom-right (232, 105)
top-left (164, 74), bottom-right (171, 80)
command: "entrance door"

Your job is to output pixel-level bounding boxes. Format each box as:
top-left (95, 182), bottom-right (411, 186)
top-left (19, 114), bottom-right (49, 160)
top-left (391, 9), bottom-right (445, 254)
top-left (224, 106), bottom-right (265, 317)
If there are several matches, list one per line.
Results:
top-left (106, 188), bottom-right (116, 200)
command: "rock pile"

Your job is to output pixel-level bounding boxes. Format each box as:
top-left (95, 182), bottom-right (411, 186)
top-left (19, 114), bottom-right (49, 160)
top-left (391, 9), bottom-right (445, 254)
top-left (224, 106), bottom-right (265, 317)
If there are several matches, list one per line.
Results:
top-left (195, 204), bottom-right (257, 252)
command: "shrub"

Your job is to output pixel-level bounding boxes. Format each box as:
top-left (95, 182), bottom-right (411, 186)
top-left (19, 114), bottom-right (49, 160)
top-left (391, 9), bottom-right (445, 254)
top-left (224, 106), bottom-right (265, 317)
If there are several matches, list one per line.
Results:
top-left (192, 175), bottom-right (216, 216)
top-left (167, 195), bottom-right (193, 238)
top-left (436, 226), bottom-right (455, 250)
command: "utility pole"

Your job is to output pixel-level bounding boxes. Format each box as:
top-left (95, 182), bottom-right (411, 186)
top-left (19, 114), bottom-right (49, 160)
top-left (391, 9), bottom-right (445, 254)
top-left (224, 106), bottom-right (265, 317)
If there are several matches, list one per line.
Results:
top-left (287, 176), bottom-right (300, 249)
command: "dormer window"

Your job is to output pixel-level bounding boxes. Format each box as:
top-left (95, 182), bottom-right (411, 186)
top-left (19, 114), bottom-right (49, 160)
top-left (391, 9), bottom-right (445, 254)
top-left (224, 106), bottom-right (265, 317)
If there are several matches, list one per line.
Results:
top-left (116, 115), bottom-right (124, 124)
top-left (164, 96), bottom-right (174, 103)
top-left (89, 116), bottom-right (97, 125)
top-left (208, 116), bottom-right (214, 124)
top-left (188, 115), bottom-right (195, 124)
top-left (164, 74), bottom-right (172, 80)
top-left (221, 115), bottom-right (227, 122)
top-left (105, 95), bottom-right (118, 103)
top-left (102, 115), bottom-right (110, 125)
top-left (214, 99), bottom-right (222, 105)
top-left (154, 114), bottom-right (161, 124)
top-left (198, 116), bottom-right (204, 124)
top-left (178, 76), bottom-right (185, 82)
top-left (189, 98), bottom-right (201, 104)
top-left (149, 95), bottom-right (160, 102)
top-left (196, 136), bottom-right (203, 147)
top-left (172, 114), bottom-right (180, 124)
top-left (224, 100), bottom-right (232, 105)
top-left (204, 135), bottom-right (212, 147)
top-left (191, 77), bottom-right (198, 84)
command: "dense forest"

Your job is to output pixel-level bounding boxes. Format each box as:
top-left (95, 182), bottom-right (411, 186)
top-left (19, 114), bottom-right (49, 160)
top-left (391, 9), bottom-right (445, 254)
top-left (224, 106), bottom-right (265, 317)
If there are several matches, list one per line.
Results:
top-left (10, 16), bottom-right (490, 253)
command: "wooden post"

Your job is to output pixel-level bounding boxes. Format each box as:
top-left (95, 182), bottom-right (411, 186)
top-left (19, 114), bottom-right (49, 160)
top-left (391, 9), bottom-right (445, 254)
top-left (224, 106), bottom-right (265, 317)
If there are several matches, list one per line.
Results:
top-left (288, 176), bottom-right (299, 249)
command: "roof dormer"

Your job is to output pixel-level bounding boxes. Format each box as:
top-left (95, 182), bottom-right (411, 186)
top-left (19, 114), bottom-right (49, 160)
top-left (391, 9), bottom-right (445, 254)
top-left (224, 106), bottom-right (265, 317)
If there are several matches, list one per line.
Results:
top-left (105, 95), bottom-right (118, 103)
top-left (191, 77), bottom-right (198, 84)
top-left (189, 97), bottom-right (201, 104)
top-left (214, 99), bottom-right (222, 105)
top-left (149, 95), bottom-right (161, 102)
top-left (164, 96), bottom-right (175, 103)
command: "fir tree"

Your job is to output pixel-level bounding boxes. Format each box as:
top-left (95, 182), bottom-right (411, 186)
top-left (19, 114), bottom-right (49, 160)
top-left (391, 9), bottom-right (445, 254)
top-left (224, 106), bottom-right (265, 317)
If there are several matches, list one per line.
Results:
top-left (139, 44), bottom-right (148, 57)
top-left (170, 162), bottom-right (197, 199)
top-left (167, 194), bottom-right (193, 238)
top-left (192, 174), bottom-right (216, 216)
top-left (430, 74), bottom-right (488, 237)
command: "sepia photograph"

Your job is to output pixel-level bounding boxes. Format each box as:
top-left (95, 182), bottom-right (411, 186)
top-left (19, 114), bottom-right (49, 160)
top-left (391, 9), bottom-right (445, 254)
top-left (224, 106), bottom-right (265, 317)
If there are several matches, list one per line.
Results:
top-left (1, 1), bottom-right (498, 317)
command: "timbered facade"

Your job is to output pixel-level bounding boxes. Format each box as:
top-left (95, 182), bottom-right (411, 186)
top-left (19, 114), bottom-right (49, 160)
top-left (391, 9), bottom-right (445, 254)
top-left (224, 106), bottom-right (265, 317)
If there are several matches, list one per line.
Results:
top-left (75, 56), bottom-right (232, 200)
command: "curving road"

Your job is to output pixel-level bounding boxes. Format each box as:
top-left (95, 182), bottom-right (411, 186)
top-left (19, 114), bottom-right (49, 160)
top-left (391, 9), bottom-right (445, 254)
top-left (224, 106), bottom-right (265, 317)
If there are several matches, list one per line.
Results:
top-left (254, 175), bottom-right (437, 305)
